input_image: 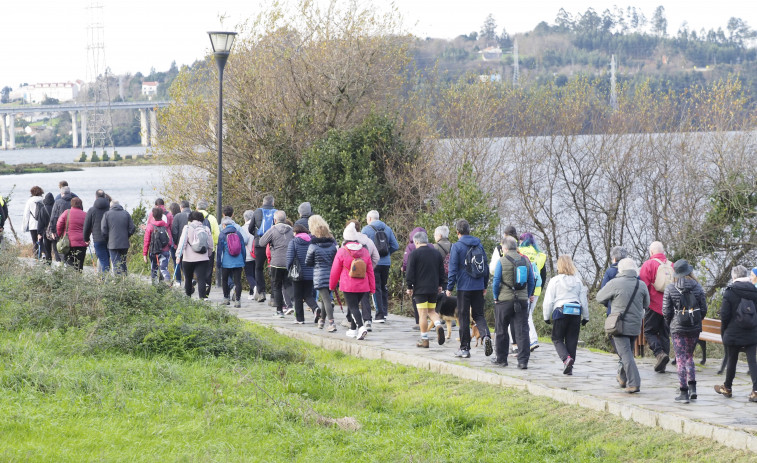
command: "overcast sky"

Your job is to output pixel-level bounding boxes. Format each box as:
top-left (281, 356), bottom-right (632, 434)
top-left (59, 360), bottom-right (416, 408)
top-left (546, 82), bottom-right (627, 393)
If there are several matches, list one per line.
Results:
top-left (1, 0), bottom-right (754, 88)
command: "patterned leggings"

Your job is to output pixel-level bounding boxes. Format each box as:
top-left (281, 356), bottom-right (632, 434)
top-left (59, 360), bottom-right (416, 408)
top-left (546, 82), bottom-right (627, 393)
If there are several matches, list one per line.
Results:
top-left (672, 333), bottom-right (698, 389)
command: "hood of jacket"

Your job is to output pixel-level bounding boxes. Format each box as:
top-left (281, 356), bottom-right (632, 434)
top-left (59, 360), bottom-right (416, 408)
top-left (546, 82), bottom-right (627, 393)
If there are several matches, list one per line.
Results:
top-left (311, 236), bottom-right (336, 246)
top-left (43, 193), bottom-right (55, 205)
top-left (152, 219), bottom-right (169, 228)
top-left (273, 223), bottom-right (292, 235)
top-left (110, 204), bottom-right (124, 212)
top-left (94, 197), bottom-right (110, 210)
top-left (457, 234), bottom-right (481, 247)
top-left (344, 241), bottom-right (363, 251)
top-left (730, 280), bottom-right (757, 299)
top-left (673, 276), bottom-right (699, 292)
top-left (552, 274), bottom-right (584, 296)
top-left (408, 227), bottom-right (426, 243)
top-left (294, 233), bottom-right (311, 243)
top-left (59, 193), bottom-right (73, 202)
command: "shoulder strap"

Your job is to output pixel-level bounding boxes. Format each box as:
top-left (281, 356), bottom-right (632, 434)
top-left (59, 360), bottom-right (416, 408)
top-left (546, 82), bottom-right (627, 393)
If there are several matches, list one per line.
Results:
top-left (502, 255), bottom-right (518, 292)
top-left (619, 280), bottom-right (640, 320)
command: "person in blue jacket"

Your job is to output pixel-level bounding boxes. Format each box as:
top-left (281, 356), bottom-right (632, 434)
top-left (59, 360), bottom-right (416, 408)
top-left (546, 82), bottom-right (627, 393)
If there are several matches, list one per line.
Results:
top-left (217, 209), bottom-right (246, 308)
top-left (361, 210), bottom-right (400, 322)
top-left (445, 219), bottom-right (493, 359)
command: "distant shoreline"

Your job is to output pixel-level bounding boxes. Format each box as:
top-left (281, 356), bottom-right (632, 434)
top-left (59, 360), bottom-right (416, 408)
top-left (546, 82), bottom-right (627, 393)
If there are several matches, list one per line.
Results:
top-left (0, 158), bottom-right (164, 175)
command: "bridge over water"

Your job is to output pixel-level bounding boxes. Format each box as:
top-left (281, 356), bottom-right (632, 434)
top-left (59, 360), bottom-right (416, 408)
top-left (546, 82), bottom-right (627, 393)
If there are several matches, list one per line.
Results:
top-left (0, 101), bottom-right (170, 150)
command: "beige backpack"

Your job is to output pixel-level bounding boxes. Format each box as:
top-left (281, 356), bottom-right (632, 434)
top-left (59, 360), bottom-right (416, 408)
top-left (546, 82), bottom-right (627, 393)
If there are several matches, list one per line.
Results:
top-left (652, 258), bottom-right (674, 292)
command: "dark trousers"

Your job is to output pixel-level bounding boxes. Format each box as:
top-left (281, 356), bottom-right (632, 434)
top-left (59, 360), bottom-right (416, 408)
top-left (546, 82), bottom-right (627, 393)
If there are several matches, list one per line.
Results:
top-left (724, 344), bottom-right (757, 390)
top-left (254, 246), bottom-right (267, 294)
top-left (457, 290), bottom-right (490, 350)
top-left (271, 267), bottom-right (288, 312)
top-left (205, 252), bottom-right (215, 292)
top-left (644, 309), bottom-right (670, 356)
top-left (244, 261), bottom-right (256, 295)
top-left (52, 238), bottom-right (62, 262)
top-left (30, 230), bottom-right (40, 257)
top-left (494, 300), bottom-right (530, 364)
top-left (551, 315), bottom-right (582, 361)
top-left (344, 292), bottom-right (365, 330)
top-left (183, 260), bottom-right (208, 298)
top-left (41, 235), bottom-right (53, 263)
top-left (65, 246), bottom-right (87, 271)
top-left (293, 279), bottom-right (318, 322)
top-left (110, 248), bottom-right (128, 275)
top-left (222, 267), bottom-right (243, 301)
top-left (374, 265), bottom-right (390, 319)
top-left (360, 293), bottom-right (373, 322)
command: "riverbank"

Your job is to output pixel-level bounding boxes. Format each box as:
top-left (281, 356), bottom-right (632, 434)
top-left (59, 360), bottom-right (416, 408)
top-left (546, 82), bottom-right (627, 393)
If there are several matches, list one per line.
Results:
top-left (0, 157), bottom-right (164, 175)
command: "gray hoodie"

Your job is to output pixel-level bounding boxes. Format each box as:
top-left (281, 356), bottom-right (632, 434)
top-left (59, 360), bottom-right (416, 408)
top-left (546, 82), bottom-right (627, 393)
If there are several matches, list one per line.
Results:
top-left (259, 222), bottom-right (293, 268)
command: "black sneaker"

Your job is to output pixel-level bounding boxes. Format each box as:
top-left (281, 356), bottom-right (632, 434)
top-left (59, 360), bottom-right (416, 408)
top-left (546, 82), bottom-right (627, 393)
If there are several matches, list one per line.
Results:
top-left (313, 307), bottom-right (321, 324)
top-left (491, 358), bottom-right (508, 367)
top-left (654, 353), bottom-right (669, 373)
top-left (436, 324), bottom-right (445, 345)
top-left (484, 336), bottom-right (493, 357)
top-left (517, 363), bottom-right (528, 370)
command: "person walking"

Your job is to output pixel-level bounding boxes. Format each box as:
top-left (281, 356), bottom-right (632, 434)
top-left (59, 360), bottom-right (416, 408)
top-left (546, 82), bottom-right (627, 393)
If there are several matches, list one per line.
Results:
top-left (663, 259), bottom-right (708, 404)
top-left (218, 215), bottom-right (246, 307)
top-left (49, 185), bottom-right (74, 262)
top-left (287, 224), bottom-right (319, 324)
top-left (171, 201), bottom-right (192, 286)
top-left (143, 207), bottom-right (173, 284)
top-left (83, 190), bottom-right (112, 273)
top-left (639, 241), bottom-right (675, 372)
top-left (405, 230), bottom-right (446, 348)
top-left (432, 225), bottom-right (452, 277)
top-left (240, 210), bottom-right (257, 300)
top-left (446, 219), bottom-right (493, 359)
top-left (196, 200), bottom-right (220, 294)
top-left (714, 265), bottom-right (757, 402)
top-left (0, 193), bottom-right (7, 246)
top-left (346, 219), bottom-right (380, 329)
top-left (542, 255), bottom-right (589, 375)
top-left (176, 211), bottom-right (213, 299)
top-left (295, 202), bottom-right (312, 231)
top-left (56, 197), bottom-right (88, 271)
top-left (361, 210), bottom-right (399, 323)
top-left (402, 226), bottom-right (427, 329)
top-left (596, 258), bottom-right (650, 393)
top-left (492, 236), bottom-right (535, 368)
top-left (306, 215), bottom-right (338, 331)
top-left (101, 200), bottom-right (136, 275)
top-left (518, 232), bottom-right (547, 352)
top-left (259, 210), bottom-right (294, 317)
top-left (247, 195), bottom-right (277, 302)
top-left (22, 186), bottom-right (45, 257)
top-left (35, 193), bottom-right (55, 263)
top-left (330, 222), bottom-right (375, 340)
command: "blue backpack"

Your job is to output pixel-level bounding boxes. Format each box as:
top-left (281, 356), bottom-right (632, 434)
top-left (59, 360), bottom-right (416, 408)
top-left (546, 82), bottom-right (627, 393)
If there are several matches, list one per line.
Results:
top-left (257, 208), bottom-right (276, 236)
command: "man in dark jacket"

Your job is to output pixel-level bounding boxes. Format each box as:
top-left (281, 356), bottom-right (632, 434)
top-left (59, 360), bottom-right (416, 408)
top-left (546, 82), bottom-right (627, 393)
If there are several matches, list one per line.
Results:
top-left (83, 190), bottom-right (111, 272)
top-left (406, 230), bottom-right (446, 348)
top-left (714, 265), bottom-right (757, 402)
top-left (446, 219), bottom-right (493, 359)
top-left (35, 193), bottom-right (55, 262)
top-left (49, 186), bottom-right (74, 262)
top-left (0, 194), bottom-right (7, 246)
top-left (294, 202), bottom-right (312, 231)
top-left (248, 195), bottom-right (277, 302)
top-left (101, 200), bottom-right (136, 275)
top-left (171, 200), bottom-right (192, 285)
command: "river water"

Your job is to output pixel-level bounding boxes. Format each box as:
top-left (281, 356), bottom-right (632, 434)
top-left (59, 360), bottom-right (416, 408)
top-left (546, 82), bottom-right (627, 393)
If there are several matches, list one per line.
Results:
top-left (1, 147), bottom-right (174, 244)
top-left (0, 146), bottom-right (149, 165)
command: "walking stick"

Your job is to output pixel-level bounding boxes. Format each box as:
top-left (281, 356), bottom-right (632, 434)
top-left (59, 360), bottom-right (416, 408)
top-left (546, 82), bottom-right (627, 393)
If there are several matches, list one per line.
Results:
top-left (334, 289), bottom-right (344, 314)
top-left (5, 214), bottom-right (20, 243)
top-left (88, 243), bottom-right (97, 268)
top-left (400, 269), bottom-right (405, 315)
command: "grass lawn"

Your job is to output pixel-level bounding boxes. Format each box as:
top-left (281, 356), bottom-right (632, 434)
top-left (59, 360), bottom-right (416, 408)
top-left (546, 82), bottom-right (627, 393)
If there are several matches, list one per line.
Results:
top-left (0, 324), bottom-right (751, 463)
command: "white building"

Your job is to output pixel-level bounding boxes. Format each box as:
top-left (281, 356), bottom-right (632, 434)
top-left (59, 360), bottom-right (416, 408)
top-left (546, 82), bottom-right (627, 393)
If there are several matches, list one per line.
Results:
top-left (142, 81), bottom-right (158, 96)
top-left (479, 46), bottom-right (503, 61)
top-left (13, 81), bottom-right (82, 104)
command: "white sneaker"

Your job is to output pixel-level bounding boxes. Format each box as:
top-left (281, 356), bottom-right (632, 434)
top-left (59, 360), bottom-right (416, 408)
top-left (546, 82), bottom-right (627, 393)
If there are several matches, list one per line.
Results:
top-left (248, 294), bottom-right (255, 301)
top-left (284, 307), bottom-right (294, 316)
top-left (340, 319), bottom-right (352, 328)
top-left (356, 326), bottom-right (368, 340)
top-left (346, 329), bottom-right (357, 338)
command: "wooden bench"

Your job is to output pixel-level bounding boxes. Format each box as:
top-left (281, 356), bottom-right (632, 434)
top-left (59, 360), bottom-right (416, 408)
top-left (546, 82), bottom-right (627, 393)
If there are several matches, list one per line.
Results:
top-left (698, 318), bottom-right (725, 373)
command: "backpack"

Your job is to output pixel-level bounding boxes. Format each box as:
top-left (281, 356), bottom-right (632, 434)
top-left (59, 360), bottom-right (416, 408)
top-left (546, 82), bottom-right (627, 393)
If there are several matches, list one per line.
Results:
top-left (189, 224), bottom-right (210, 254)
top-left (464, 244), bottom-right (487, 279)
top-left (504, 254), bottom-right (530, 292)
top-left (347, 249), bottom-right (367, 278)
top-left (434, 243), bottom-right (451, 275)
top-left (288, 245), bottom-right (303, 281)
top-left (32, 200), bottom-right (43, 221)
top-left (674, 286), bottom-right (699, 329)
top-left (652, 258), bottom-right (674, 292)
top-left (369, 225), bottom-right (390, 257)
top-left (225, 228), bottom-right (242, 257)
top-left (735, 297), bottom-right (757, 330)
top-left (256, 208), bottom-right (276, 237)
top-left (149, 225), bottom-right (170, 255)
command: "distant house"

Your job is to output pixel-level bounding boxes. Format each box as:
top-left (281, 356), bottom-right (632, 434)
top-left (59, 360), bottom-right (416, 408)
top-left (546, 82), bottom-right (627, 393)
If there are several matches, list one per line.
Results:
top-left (15, 81), bottom-right (82, 104)
top-left (479, 73), bottom-right (502, 83)
top-left (142, 81), bottom-right (159, 96)
top-left (479, 47), bottom-right (503, 61)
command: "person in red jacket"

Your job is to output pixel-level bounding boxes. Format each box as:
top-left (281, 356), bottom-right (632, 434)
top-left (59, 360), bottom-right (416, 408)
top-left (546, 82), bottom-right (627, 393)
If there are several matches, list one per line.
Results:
top-left (56, 197), bottom-right (88, 271)
top-left (330, 222), bottom-right (375, 340)
top-left (639, 241), bottom-right (675, 372)
top-left (143, 207), bottom-right (173, 284)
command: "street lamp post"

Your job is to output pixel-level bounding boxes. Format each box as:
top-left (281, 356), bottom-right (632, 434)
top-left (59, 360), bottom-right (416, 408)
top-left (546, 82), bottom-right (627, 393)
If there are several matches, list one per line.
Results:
top-left (208, 31), bottom-right (237, 287)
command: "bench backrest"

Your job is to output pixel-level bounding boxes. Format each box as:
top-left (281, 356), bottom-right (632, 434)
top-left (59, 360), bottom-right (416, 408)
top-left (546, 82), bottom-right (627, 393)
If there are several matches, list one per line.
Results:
top-left (702, 317), bottom-right (721, 334)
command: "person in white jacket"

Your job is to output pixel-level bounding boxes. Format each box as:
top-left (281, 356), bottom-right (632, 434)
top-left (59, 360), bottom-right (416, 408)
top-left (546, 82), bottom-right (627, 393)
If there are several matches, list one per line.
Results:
top-left (542, 255), bottom-right (589, 375)
top-left (22, 186), bottom-right (45, 257)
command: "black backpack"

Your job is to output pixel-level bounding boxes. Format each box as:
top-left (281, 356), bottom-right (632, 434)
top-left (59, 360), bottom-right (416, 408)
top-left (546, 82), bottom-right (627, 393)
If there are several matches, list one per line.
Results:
top-left (674, 287), bottom-right (699, 329)
top-left (735, 297), bottom-right (757, 330)
top-left (370, 225), bottom-right (390, 257)
top-left (464, 244), bottom-right (487, 279)
top-left (149, 225), bottom-right (170, 255)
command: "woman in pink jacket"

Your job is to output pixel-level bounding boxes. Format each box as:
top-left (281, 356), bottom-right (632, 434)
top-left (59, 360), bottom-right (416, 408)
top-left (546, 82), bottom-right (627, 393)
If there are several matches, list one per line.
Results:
top-left (330, 222), bottom-right (375, 340)
top-left (56, 197), bottom-right (88, 271)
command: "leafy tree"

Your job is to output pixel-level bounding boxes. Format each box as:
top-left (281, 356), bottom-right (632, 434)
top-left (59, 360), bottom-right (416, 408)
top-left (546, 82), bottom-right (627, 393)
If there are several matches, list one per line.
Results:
top-left (498, 27), bottom-right (512, 49)
top-left (727, 17), bottom-right (755, 45)
top-left (480, 14), bottom-right (498, 45)
top-left (0, 86), bottom-right (10, 104)
top-left (652, 5), bottom-right (667, 37)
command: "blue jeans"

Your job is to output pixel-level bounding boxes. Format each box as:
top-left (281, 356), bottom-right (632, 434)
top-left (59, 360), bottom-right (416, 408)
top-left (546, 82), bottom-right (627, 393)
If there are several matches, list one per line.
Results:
top-left (93, 241), bottom-right (110, 273)
top-left (110, 249), bottom-right (128, 275)
top-left (150, 251), bottom-right (171, 283)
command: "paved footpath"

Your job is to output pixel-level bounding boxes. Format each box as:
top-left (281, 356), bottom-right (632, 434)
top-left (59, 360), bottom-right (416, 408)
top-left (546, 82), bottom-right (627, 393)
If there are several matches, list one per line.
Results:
top-left (212, 291), bottom-right (757, 451)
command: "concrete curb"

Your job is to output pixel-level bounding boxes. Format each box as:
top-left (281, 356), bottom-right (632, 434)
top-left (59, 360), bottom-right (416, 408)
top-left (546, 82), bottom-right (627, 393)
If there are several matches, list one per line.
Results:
top-left (267, 324), bottom-right (757, 453)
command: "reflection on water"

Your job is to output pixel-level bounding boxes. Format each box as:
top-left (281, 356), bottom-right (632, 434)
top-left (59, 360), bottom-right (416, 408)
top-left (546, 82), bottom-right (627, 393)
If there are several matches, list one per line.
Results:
top-left (1, 165), bottom-right (171, 243)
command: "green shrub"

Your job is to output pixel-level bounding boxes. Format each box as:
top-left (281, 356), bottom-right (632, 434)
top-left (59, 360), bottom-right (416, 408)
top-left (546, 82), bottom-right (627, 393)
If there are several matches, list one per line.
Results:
top-left (114, 152), bottom-right (122, 161)
top-left (101, 151), bottom-right (110, 162)
top-left (78, 152), bottom-right (87, 162)
top-left (90, 152), bottom-right (100, 162)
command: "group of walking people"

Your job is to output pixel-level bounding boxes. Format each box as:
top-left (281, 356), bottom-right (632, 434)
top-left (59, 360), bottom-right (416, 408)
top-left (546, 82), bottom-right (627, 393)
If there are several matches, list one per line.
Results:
top-left (7, 182), bottom-right (757, 403)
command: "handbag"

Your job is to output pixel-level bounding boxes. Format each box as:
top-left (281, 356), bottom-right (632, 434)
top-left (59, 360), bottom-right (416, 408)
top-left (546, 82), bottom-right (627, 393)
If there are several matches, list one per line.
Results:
top-left (56, 211), bottom-right (71, 255)
top-left (604, 280), bottom-right (639, 336)
top-left (288, 245), bottom-right (302, 281)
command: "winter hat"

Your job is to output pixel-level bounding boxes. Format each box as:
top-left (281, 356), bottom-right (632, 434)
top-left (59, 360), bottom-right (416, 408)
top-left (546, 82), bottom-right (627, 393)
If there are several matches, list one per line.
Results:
top-left (343, 222), bottom-right (360, 242)
top-left (752, 268), bottom-right (757, 278)
top-left (617, 258), bottom-right (638, 275)
top-left (673, 259), bottom-right (693, 278)
top-left (298, 202), bottom-right (312, 217)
